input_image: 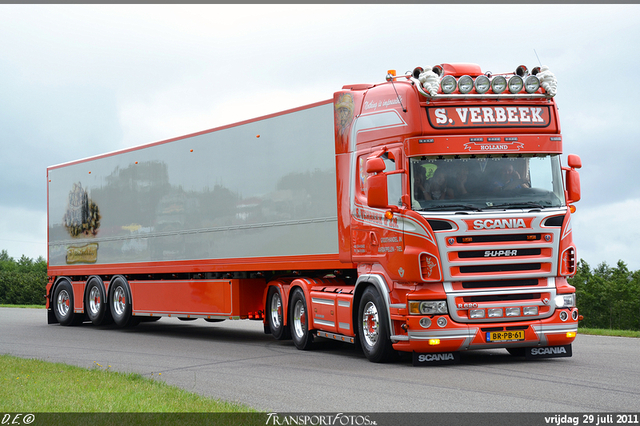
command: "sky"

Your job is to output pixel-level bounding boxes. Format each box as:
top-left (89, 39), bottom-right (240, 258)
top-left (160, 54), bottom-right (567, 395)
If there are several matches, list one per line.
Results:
top-left (1, 4), bottom-right (639, 270)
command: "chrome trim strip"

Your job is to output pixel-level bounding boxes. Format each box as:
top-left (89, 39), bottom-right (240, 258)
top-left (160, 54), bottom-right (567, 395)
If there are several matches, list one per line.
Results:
top-left (390, 335), bottom-right (409, 342)
top-left (313, 318), bottom-right (335, 328)
top-left (312, 297), bottom-right (335, 306)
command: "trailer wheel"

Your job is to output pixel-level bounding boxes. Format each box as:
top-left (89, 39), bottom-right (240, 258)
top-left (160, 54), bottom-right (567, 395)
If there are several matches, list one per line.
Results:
top-left (53, 280), bottom-right (77, 326)
top-left (85, 277), bottom-right (112, 326)
top-left (290, 288), bottom-right (313, 350)
top-left (358, 286), bottom-right (394, 363)
top-left (267, 286), bottom-right (290, 340)
top-left (109, 277), bottom-right (139, 328)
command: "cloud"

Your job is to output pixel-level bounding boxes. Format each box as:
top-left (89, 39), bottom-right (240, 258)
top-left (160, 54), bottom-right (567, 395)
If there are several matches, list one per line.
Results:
top-left (0, 205), bottom-right (47, 261)
top-left (1, 3), bottom-right (640, 270)
top-left (572, 198), bottom-right (640, 270)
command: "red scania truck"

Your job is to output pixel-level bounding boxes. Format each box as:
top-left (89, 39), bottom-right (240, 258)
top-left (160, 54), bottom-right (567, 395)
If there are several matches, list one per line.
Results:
top-left (46, 62), bottom-right (582, 365)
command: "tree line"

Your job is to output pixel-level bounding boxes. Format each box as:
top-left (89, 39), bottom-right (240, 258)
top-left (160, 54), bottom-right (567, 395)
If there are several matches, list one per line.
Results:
top-left (1, 249), bottom-right (638, 330)
top-left (570, 259), bottom-right (640, 331)
top-left (0, 250), bottom-right (47, 306)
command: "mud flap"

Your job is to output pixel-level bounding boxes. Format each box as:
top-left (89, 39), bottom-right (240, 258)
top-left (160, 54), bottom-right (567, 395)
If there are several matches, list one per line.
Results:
top-left (413, 351), bottom-right (461, 366)
top-left (525, 344), bottom-right (572, 360)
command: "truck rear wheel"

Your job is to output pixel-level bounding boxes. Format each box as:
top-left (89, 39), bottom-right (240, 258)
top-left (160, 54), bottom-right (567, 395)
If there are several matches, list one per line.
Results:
top-left (85, 277), bottom-right (111, 326)
top-left (53, 280), bottom-right (77, 326)
top-left (109, 277), bottom-right (139, 328)
top-left (268, 286), bottom-right (290, 340)
top-left (358, 286), bottom-right (394, 363)
top-left (290, 288), bottom-right (313, 350)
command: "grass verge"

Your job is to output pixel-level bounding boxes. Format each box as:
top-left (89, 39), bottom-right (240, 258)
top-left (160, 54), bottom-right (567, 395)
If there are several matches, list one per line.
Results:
top-left (578, 328), bottom-right (640, 338)
top-left (0, 354), bottom-right (255, 413)
top-left (0, 304), bottom-right (45, 308)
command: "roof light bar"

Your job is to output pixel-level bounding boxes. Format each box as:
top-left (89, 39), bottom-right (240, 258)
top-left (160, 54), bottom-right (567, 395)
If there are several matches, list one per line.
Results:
top-left (410, 63), bottom-right (557, 98)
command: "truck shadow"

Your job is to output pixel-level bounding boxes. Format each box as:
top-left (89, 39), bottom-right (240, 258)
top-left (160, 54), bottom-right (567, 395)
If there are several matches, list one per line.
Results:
top-left (77, 319), bottom-right (564, 367)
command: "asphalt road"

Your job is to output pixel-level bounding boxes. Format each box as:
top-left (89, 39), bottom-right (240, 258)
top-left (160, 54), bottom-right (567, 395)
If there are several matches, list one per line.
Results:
top-left (1, 307), bottom-right (639, 413)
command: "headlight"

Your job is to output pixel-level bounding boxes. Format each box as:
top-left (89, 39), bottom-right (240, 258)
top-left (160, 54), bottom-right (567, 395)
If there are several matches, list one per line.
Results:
top-left (469, 309), bottom-right (485, 319)
top-left (458, 75), bottom-right (474, 94)
top-left (524, 75), bottom-right (540, 93)
top-left (409, 300), bottom-right (448, 315)
top-left (508, 75), bottom-right (524, 94)
top-left (440, 75), bottom-right (457, 94)
top-left (555, 294), bottom-right (576, 308)
top-left (491, 76), bottom-right (507, 94)
top-left (474, 75), bottom-right (490, 94)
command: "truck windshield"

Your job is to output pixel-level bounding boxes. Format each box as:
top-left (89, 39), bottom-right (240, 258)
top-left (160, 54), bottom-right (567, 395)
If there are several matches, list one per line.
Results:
top-left (410, 155), bottom-right (565, 212)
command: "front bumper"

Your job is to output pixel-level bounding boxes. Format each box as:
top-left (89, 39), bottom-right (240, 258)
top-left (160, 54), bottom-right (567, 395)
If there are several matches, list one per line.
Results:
top-left (391, 307), bottom-right (578, 353)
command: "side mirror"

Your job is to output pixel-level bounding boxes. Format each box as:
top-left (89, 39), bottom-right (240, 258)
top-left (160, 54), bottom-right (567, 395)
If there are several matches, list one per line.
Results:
top-left (564, 154), bottom-right (581, 204)
top-left (567, 154), bottom-right (582, 169)
top-left (366, 157), bottom-right (386, 174)
top-left (566, 169), bottom-right (581, 203)
top-left (367, 174), bottom-right (389, 209)
top-left (365, 158), bottom-right (388, 209)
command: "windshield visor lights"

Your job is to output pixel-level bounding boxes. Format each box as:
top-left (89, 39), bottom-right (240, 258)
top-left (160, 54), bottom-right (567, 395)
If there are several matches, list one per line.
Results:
top-left (440, 75), bottom-right (457, 94)
top-left (409, 300), bottom-right (448, 315)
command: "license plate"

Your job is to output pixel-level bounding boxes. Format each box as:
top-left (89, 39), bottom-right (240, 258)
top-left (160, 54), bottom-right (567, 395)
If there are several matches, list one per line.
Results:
top-left (487, 330), bottom-right (525, 342)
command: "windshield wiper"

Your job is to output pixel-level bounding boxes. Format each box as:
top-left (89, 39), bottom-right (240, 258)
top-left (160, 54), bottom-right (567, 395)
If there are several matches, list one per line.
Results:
top-left (419, 204), bottom-right (483, 212)
top-left (485, 202), bottom-right (546, 209)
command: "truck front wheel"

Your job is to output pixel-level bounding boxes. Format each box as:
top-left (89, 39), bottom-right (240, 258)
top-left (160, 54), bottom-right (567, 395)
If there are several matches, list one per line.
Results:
top-left (358, 286), bottom-right (395, 363)
top-left (290, 288), bottom-right (313, 350)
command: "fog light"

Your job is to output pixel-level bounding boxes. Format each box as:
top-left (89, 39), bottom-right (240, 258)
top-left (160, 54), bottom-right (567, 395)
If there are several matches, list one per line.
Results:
top-left (523, 306), bottom-right (538, 316)
top-left (524, 75), bottom-right (540, 93)
top-left (419, 317), bottom-right (432, 329)
top-left (566, 331), bottom-right (576, 338)
top-left (559, 311), bottom-right (569, 321)
top-left (491, 76), bottom-right (507, 94)
top-left (429, 339), bottom-right (441, 346)
top-left (508, 75), bottom-right (524, 93)
top-left (488, 308), bottom-right (503, 318)
top-left (469, 309), bottom-right (485, 319)
top-left (437, 317), bottom-right (448, 327)
top-left (475, 75), bottom-right (491, 94)
top-left (458, 75), bottom-right (474, 94)
top-left (506, 307), bottom-right (520, 317)
top-left (572, 310), bottom-right (579, 320)
top-left (440, 75), bottom-right (457, 94)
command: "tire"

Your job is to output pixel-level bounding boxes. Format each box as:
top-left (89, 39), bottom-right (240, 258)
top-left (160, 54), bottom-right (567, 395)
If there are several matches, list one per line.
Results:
top-left (289, 288), bottom-right (313, 350)
top-left (85, 277), bottom-right (112, 326)
top-left (109, 276), bottom-right (138, 328)
top-left (358, 286), bottom-right (395, 363)
top-left (53, 280), bottom-right (77, 326)
top-left (267, 286), bottom-right (290, 340)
